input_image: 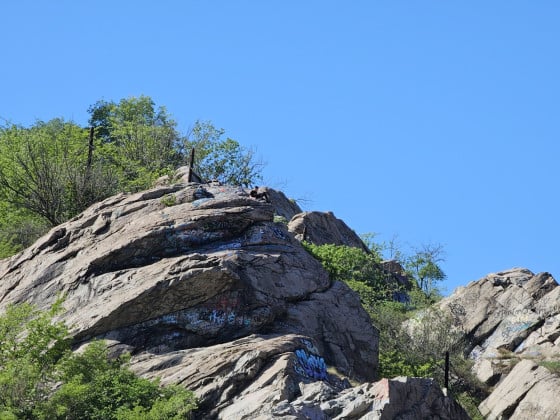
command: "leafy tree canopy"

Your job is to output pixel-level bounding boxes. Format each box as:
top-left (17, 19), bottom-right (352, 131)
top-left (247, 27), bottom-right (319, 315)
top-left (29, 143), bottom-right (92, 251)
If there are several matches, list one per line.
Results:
top-left (0, 96), bottom-right (263, 256)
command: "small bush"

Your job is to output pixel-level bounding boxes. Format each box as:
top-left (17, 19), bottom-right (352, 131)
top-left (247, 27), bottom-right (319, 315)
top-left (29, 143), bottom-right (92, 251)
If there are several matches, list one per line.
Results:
top-left (160, 194), bottom-right (177, 207)
top-left (273, 215), bottom-right (288, 224)
top-left (539, 360), bottom-right (560, 375)
top-left (455, 392), bottom-right (485, 420)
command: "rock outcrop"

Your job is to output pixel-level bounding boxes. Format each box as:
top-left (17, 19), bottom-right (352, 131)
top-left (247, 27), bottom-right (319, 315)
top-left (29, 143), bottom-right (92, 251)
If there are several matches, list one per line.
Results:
top-left (287, 212), bottom-right (413, 294)
top-left (478, 359), bottom-right (560, 420)
top-left (439, 268), bottom-right (560, 418)
top-left (440, 268), bottom-right (560, 372)
top-left (288, 211), bottom-right (369, 252)
top-left (0, 178), bottom-right (467, 418)
top-left (271, 376), bottom-right (469, 420)
top-left (259, 186), bottom-right (302, 221)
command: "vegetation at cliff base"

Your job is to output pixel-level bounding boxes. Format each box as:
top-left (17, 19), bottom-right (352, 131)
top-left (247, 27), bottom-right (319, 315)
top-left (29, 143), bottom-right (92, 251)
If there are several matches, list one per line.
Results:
top-left (0, 299), bottom-right (197, 419)
top-left (303, 239), bottom-right (487, 418)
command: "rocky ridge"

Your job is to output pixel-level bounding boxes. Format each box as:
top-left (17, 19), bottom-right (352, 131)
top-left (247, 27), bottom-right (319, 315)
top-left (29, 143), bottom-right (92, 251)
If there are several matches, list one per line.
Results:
top-left (0, 174), bottom-right (468, 419)
top-left (439, 268), bottom-right (560, 419)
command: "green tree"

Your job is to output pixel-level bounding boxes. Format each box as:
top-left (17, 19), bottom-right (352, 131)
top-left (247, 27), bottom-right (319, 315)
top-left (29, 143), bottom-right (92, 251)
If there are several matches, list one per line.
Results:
top-left (0, 97), bottom-right (264, 258)
top-left (0, 301), bottom-right (197, 419)
top-left (42, 342), bottom-right (197, 420)
top-left (88, 96), bottom-right (182, 192)
top-left (0, 119), bottom-right (118, 226)
top-left (405, 243), bottom-right (446, 298)
top-left (88, 100), bottom-right (263, 189)
top-left (0, 299), bottom-right (69, 418)
top-left (183, 120), bottom-right (262, 187)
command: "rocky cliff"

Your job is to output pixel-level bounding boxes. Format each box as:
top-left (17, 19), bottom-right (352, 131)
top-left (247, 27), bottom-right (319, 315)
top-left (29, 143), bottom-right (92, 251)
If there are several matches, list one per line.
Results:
top-left (0, 177), bottom-right (467, 419)
top-left (440, 268), bottom-right (560, 419)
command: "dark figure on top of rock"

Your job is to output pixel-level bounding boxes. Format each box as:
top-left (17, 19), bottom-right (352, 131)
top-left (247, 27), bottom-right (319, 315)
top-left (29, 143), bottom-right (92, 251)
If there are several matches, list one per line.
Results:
top-left (250, 187), bottom-right (270, 202)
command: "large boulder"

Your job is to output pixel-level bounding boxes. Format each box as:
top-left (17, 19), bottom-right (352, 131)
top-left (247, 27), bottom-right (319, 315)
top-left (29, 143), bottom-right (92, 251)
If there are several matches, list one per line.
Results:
top-left (288, 211), bottom-right (369, 252)
top-left (253, 186), bottom-right (302, 221)
top-left (440, 268), bottom-right (560, 418)
top-left (0, 179), bottom-right (469, 418)
top-left (439, 268), bottom-right (560, 369)
top-left (0, 181), bottom-right (381, 418)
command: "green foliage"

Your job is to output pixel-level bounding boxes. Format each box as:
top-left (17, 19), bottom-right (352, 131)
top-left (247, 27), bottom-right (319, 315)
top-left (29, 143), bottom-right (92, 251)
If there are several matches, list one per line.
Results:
top-left (115, 386), bottom-right (197, 420)
top-left (404, 243), bottom-right (446, 298)
top-left (372, 304), bottom-right (446, 378)
top-left (373, 235), bottom-right (446, 300)
top-left (273, 215), bottom-right (288, 225)
top-left (0, 119), bottom-right (116, 226)
top-left (160, 194), bottom-right (177, 207)
top-left (370, 300), bottom-right (487, 412)
top-left (43, 341), bottom-right (197, 420)
top-left (302, 242), bottom-right (398, 305)
top-left (0, 301), bottom-right (197, 419)
top-left (0, 96), bottom-right (264, 256)
top-left (0, 298), bottom-right (69, 418)
top-left (538, 360), bottom-right (560, 375)
top-left (302, 237), bottom-right (485, 412)
top-left (367, 301), bottom-right (446, 379)
top-left (454, 392), bottom-right (485, 420)
top-left (184, 120), bottom-right (262, 187)
top-left (379, 350), bottom-right (435, 378)
top-left (89, 96), bottom-right (181, 192)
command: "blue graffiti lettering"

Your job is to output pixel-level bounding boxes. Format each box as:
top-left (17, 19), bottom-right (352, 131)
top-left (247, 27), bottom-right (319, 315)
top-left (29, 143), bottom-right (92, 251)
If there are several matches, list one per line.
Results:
top-left (295, 348), bottom-right (327, 380)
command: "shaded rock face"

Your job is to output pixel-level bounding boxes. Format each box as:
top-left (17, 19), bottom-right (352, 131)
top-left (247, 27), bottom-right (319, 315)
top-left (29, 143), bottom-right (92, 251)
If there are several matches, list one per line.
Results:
top-left (288, 211), bottom-right (369, 252)
top-left (0, 181), bottom-right (383, 418)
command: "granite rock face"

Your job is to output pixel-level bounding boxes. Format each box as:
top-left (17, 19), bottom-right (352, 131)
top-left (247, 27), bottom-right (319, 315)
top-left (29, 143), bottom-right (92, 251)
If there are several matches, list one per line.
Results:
top-left (440, 268), bottom-right (560, 370)
top-left (288, 211), bottom-right (369, 252)
top-left (439, 268), bottom-right (560, 418)
top-left (478, 359), bottom-right (560, 420)
top-left (0, 181), bottom-right (381, 418)
top-left (270, 376), bottom-right (469, 420)
top-left (0, 177), bottom-right (469, 418)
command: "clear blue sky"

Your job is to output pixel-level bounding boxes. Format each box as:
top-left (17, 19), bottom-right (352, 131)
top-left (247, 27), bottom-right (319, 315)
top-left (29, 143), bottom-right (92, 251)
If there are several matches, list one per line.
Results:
top-left (1, 1), bottom-right (559, 294)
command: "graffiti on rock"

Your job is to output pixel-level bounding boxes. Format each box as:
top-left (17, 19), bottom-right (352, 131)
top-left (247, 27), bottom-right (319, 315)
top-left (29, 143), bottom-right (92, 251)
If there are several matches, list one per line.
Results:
top-left (209, 309), bottom-right (252, 327)
top-left (300, 338), bottom-right (319, 354)
top-left (270, 225), bottom-right (288, 240)
top-left (294, 348), bottom-right (328, 380)
top-left (156, 291), bottom-right (271, 332)
top-left (501, 321), bottom-right (534, 339)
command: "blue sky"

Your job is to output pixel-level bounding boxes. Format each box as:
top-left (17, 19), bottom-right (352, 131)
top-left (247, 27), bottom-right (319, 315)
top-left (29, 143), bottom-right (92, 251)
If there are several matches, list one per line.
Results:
top-left (1, 1), bottom-right (559, 294)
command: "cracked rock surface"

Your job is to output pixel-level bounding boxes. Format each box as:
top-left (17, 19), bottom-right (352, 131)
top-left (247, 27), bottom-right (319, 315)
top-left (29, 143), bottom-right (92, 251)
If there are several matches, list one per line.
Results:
top-left (439, 268), bottom-right (560, 418)
top-left (0, 179), bottom-right (469, 419)
top-left (0, 182), bottom-right (381, 417)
